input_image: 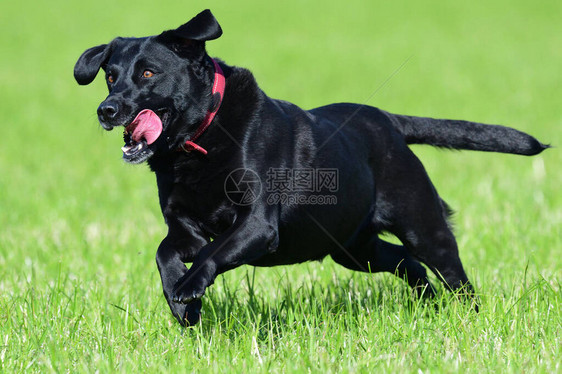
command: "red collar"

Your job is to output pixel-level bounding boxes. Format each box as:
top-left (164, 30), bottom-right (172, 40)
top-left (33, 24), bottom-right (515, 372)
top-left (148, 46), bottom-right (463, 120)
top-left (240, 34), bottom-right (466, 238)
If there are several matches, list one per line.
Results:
top-left (179, 58), bottom-right (225, 155)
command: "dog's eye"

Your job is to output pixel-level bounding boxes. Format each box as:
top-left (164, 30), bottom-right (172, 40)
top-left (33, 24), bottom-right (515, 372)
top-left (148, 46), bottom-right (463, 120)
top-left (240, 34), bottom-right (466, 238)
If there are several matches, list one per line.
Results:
top-left (142, 70), bottom-right (155, 78)
top-left (107, 75), bottom-right (114, 84)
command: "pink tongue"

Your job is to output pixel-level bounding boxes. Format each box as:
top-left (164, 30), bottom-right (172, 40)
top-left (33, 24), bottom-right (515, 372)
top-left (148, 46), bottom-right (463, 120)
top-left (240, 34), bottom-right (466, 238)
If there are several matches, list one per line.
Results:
top-left (130, 109), bottom-right (163, 145)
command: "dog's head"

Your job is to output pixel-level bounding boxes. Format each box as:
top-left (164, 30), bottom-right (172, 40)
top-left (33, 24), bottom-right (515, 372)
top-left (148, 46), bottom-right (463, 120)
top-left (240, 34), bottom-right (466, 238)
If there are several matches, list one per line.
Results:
top-left (74, 9), bottom-right (222, 163)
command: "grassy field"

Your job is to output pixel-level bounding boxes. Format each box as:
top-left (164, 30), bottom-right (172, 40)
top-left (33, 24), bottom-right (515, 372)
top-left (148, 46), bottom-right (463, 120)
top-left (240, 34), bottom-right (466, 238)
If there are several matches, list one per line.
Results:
top-left (1, 0), bottom-right (560, 372)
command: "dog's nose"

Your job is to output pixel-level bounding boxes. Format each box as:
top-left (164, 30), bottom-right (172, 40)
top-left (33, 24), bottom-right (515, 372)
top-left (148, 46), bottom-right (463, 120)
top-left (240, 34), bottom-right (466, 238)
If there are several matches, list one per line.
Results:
top-left (97, 101), bottom-right (119, 122)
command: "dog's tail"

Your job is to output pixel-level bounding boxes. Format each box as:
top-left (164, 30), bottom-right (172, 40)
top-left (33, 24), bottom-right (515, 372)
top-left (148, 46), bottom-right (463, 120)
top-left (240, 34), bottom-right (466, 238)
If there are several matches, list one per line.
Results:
top-left (387, 113), bottom-right (549, 155)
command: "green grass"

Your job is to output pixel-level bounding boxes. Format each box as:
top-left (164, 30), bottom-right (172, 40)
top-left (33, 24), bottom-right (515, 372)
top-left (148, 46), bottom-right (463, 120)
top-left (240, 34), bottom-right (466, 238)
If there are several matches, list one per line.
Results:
top-left (1, 0), bottom-right (561, 372)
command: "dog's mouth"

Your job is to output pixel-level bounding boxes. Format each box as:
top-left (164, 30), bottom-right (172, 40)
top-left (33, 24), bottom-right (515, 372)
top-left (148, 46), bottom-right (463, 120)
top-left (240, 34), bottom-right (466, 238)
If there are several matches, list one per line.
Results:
top-left (121, 109), bottom-right (167, 163)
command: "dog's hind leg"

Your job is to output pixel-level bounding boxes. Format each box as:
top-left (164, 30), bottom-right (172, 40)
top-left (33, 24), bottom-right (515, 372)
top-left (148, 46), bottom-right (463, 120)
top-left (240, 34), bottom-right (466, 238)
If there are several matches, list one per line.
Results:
top-left (375, 146), bottom-right (478, 307)
top-left (331, 236), bottom-right (435, 297)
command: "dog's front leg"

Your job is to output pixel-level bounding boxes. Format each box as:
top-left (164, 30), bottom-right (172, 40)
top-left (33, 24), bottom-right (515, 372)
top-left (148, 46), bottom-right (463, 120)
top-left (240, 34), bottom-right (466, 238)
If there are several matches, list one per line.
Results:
top-left (156, 224), bottom-right (209, 326)
top-left (171, 215), bottom-right (278, 309)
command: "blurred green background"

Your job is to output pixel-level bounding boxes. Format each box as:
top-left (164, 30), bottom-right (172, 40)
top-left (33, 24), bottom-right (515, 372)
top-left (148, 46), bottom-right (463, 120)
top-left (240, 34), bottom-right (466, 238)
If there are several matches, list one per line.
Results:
top-left (0, 0), bottom-right (560, 371)
top-left (1, 0), bottom-right (559, 274)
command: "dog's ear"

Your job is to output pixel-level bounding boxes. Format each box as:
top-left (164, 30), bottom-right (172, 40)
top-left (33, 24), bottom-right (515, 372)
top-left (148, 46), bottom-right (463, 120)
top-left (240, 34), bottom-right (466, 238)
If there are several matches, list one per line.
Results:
top-left (173, 9), bottom-right (222, 42)
top-left (74, 44), bottom-right (111, 85)
top-left (157, 9), bottom-right (222, 58)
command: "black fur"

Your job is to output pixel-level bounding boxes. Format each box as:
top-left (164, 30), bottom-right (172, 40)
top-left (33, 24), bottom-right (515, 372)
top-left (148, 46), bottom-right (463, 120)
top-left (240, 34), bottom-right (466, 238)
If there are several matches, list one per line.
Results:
top-left (74, 9), bottom-right (548, 326)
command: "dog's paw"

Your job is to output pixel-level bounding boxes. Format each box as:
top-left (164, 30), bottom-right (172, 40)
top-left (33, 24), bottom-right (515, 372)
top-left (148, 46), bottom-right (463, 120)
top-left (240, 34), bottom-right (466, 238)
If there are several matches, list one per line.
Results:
top-left (169, 298), bottom-right (202, 326)
top-left (171, 290), bottom-right (205, 304)
top-left (171, 277), bottom-right (207, 305)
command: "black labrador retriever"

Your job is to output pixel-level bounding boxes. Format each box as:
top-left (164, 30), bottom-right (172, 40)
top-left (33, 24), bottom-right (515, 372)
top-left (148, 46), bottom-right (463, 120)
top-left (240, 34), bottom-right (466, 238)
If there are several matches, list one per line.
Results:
top-left (74, 9), bottom-right (548, 325)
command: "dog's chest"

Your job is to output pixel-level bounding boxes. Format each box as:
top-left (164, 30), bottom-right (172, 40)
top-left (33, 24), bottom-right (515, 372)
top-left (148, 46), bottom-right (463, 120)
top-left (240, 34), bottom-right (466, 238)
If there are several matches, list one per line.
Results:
top-left (163, 176), bottom-right (235, 235)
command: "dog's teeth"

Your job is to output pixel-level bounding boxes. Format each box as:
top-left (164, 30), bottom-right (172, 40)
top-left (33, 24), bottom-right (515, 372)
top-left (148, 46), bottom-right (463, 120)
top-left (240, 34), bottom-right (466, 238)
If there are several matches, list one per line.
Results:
top-left (121, 142), bottom-right (144, 156)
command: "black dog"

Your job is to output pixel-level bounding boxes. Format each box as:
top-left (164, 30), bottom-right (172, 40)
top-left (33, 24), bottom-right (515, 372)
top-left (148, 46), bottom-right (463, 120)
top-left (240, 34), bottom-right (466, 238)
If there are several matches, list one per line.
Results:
top-left (74, 10), bottom-right (548, 325)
